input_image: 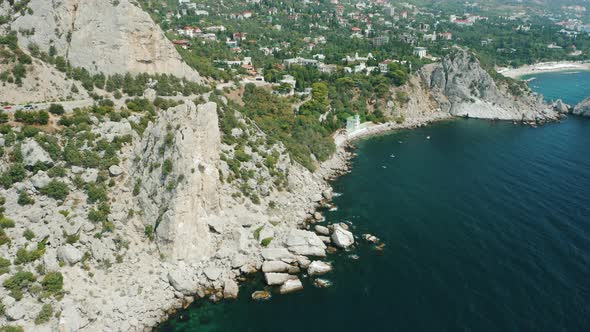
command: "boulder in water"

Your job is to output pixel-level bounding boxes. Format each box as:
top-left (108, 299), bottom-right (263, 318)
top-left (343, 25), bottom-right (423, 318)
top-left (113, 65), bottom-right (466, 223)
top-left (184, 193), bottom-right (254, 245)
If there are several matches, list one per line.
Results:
top-left (279, 278), bottom-right (304, 294)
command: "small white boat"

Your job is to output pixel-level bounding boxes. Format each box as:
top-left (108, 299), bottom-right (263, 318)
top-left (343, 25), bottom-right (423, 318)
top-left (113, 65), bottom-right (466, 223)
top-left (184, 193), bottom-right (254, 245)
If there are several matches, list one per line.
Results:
top-left (426, 136), bottom-right (431, 140)
top-left (382, 166), bottom-right (387, 169)
top-left (390, 154), bottom-right (395, 158)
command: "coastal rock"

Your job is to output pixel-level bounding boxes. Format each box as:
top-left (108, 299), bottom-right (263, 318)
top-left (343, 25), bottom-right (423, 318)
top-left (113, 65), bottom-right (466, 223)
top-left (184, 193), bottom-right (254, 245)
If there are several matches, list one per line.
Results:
top-left (204, 267), bottom-right (223, 281)
top-left (285, 229), bottom-right (327, 257)
top-left (279, 278), bottom-right (304, 294)
top-left (223, 279), bottom-right (239, 299)
top-left (314, 225), bottom-right (330, 236)
top-left (264, 272), bottom-right (298, 286)
top-left (57, 245), bottom-right (83, 265)
top-left (553, 99), bottom-right (571, 114)
top-left (322, 189), bottom-right (333, 200)
top-left (240, 263), bottom-right (258, 275)
top-left (331, 226), bottom-right (355, 249)
top-left (168, 269), bottom-right (198, 295)
top-left (308, 261), bottom-right (333, 276)
top-left (313, 212), bottom-right (323, 221)
top-left (262, 261), bottom-right (300, 274)
top-left (251, 291), bottom-right (272, 301)
top-left (574, 96), bottom-right (590, 117)
top-left (421, 50), bottom-right (558, 121)
top-left (319, 236), bottom-right (331, 244)
top-left (261, 248), bottom-right (294, 261)
top-left (295, 255), bottom-right (312, 269)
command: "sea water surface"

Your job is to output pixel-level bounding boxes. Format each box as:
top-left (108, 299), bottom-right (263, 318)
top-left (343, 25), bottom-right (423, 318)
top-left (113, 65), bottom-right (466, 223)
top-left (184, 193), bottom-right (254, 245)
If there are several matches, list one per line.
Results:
top-left (159, 72), bottom-right (590, 331)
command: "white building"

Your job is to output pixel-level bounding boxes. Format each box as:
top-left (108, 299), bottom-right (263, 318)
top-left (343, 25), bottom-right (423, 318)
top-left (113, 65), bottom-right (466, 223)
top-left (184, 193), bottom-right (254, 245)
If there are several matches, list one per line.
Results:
top-left (413, 47), bottom-right (427, 58)
top-left (284, 57), bottom-right (319, 67)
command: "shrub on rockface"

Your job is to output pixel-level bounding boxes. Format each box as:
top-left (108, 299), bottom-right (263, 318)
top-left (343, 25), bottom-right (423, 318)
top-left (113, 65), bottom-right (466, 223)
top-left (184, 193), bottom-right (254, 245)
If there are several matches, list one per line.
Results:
top-left (34, 304), bottom-right (53, 325)
top-left (40, 180), bottom-right (70, 201)
top-left (3, 271), bottom-right (36, 299)
top-left (41, 271), bottom-right (63, 295)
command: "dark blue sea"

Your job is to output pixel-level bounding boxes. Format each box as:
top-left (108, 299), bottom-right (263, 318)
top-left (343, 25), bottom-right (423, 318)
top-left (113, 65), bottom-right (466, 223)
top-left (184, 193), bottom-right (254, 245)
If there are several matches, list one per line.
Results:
top-left (159, 71), bottom-right (590, 332)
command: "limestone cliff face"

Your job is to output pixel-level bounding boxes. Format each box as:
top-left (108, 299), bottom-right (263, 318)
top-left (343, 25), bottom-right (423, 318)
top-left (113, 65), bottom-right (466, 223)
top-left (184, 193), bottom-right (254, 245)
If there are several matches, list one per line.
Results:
top-left (574, 97), bottom-right (590, 117)
top-left (12, 0), bottom-right (200, 80)
top-left (420, 51), bottom-right (557, 121)
top-left (132, 102), bottom-right (219, 262)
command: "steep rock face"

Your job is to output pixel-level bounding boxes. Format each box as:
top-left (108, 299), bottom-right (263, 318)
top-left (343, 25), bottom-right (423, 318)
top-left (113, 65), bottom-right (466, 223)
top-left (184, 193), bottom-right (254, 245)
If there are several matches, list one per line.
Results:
top-left (132, 101), bottom-right (219, 262)
top-left (12, 0), bottom-right (200, 80)
top-left (574, 97), bottom-right (590, 117)
top-left (420, 51), bottom-right (557, 121)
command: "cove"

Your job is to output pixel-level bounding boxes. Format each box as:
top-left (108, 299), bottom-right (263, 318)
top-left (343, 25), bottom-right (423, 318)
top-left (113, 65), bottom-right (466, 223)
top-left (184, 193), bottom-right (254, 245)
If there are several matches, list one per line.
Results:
top-left (159, 72), bottom-right (590, 331)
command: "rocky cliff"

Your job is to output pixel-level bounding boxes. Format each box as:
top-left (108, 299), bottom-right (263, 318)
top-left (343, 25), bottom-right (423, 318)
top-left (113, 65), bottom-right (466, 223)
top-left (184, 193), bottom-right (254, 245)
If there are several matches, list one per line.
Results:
top-left (11, 0), bottom-right (200, 80)
top-left (420, 51), bottom-right (558, 121)
top-left (132, 102), bottom-right (220, 262)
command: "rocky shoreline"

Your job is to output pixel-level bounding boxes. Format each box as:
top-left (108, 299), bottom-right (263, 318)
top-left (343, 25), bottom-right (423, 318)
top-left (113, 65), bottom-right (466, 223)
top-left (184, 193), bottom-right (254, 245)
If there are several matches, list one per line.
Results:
top-left (146, 106), bottom-right (457, 330)
top-left (155, 108), bottom-right (462, 327)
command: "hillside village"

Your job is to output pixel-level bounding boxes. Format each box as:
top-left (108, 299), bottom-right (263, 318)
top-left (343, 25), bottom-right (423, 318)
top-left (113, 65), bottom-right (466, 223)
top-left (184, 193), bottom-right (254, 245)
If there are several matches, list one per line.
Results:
top-left (135, 0), bottom-right (590, 96)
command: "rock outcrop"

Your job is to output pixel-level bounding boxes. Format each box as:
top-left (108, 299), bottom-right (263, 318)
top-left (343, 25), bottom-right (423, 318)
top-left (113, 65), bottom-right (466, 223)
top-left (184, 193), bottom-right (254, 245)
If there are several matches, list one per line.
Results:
top-left (420, 50), bottom-right (558, 121)
top-left (132, 101), bottom-right (219, 262)
top-left (553, 99), bottom-right (571, 114)
top-left (12, 0), bottom-right (200, 81)
top-left (574, 97), bottom-right (590, 117)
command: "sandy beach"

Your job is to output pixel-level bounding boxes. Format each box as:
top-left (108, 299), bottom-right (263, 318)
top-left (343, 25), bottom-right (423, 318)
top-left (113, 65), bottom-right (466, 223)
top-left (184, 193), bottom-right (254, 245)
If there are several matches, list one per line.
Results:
top-left (498, 61), bottom-right (590, 79)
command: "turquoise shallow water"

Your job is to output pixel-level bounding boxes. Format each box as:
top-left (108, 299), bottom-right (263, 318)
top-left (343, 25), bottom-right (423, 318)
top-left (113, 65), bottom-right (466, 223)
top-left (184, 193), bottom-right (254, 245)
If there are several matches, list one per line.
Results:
top-left (159, 72), bottom-right (590, 331)
top-left (523, 70), bottom-right (590, 105)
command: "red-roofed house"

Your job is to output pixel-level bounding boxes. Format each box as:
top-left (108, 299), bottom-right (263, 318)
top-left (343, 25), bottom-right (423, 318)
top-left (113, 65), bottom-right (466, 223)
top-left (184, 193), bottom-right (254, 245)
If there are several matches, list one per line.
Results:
top-left (173, 40), bottom-right (190, 49)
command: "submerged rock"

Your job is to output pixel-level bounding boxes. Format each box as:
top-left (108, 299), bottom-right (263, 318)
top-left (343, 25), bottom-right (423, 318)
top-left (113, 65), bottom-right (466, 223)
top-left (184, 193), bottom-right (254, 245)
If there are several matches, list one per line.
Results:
top-left (362, 234), bottom-right (380, 244)
top-left (313, 278), bottom-right (332, 288)
top-left (251, 291), bottom-right (272, 301)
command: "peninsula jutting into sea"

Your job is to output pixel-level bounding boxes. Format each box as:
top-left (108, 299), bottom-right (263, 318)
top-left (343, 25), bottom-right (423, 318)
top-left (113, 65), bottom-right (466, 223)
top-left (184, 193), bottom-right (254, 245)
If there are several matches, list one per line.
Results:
top-left (0, 1), bottom-right (589, 331)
